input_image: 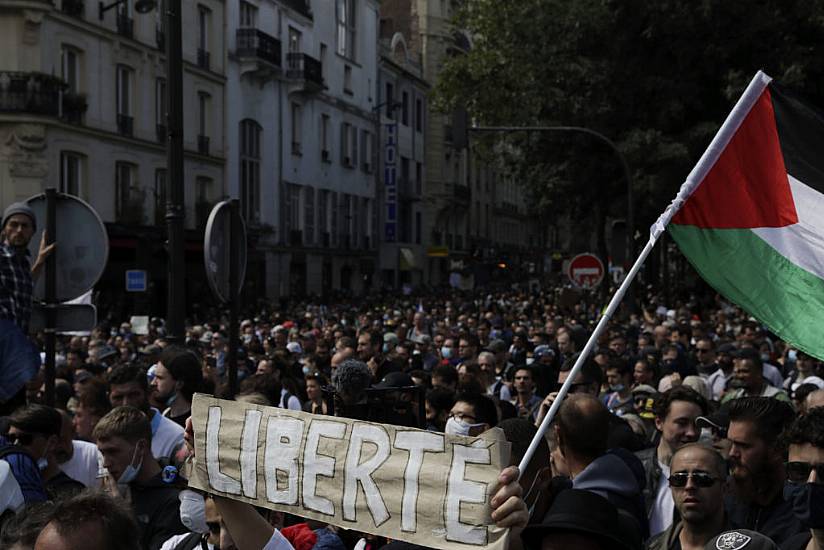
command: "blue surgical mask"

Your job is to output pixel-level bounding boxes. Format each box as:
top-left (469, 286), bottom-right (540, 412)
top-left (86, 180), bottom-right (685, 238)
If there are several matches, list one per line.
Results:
top-left (302, 365), bottom-right (311, 375)
top-left (179, 490), bottom-right (209, 534)
top-left (788, 350), bottom-right (798, 363)
top-left (609, 384), bottom-right (626, 394)
top-left (441, 347), bottom-right (453, 359)
top-left (117, 442), bottom-right (144, 486)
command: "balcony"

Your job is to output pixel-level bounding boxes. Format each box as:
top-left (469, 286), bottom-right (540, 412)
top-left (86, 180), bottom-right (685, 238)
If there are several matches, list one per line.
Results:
top-left (61, 92), bottom-right (87, 124)
top-left (156, 123), bottom-right (166, 143)
top-left (198, 134), bottom-right (210, 155)
top-left (197, 49), bottom-right (211, 71)
top-left (117, 14), bottom-right (133, 39)
top-left (0, 72), bottom-right (64, 117)
top-left (281, 0), bottom-right (312, 19)
top-left (453, 183), bottom-right (471, 202)
top-left (62, 0), bottom-right (84, 17)
top-left (286, 52), bottom-right (324, 93)
top-left (156, 28), bottom-right (165, 51)
top-left (117, 113), bottom-right (133, 136)
top-left (236, 28), bottom-right (281, 74)
top-left (289, 229), bottom-right (303, 246)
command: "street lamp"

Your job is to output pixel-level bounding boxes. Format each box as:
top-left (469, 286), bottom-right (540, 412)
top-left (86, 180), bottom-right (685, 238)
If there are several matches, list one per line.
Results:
top-left (99, 0), bottom-right (186, 342)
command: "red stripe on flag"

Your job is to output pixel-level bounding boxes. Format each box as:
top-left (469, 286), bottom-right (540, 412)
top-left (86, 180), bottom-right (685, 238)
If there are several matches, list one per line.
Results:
top-left (672, 88), bottom-right (798, 229)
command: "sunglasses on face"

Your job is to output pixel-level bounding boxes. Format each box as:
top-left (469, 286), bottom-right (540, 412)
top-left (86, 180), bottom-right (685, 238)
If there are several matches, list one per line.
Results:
top-left (668, 471), bottom-right (719, 488)
top-left (8, 432), bottom-right (36, 446)
top-left (785, 461), bottom-right (824, 484)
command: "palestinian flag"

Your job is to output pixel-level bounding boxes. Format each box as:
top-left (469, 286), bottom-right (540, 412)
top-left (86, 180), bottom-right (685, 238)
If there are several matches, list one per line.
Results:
top-left (664, 71), bottom-right (824, 358)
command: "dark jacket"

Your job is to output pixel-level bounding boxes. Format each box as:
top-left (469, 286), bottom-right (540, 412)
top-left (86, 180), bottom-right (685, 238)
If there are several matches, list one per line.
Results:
top-left (131, 472), bottom-right (187, 550)
top-left (724, 492), bottom-right (804, 547)
top-left (573, 448), bottom-right (649, 540)
top-left (636, 446), bottom-right (662, 519)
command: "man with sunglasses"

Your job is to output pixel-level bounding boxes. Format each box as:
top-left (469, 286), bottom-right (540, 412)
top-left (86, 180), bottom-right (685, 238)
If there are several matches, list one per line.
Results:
top-left (780, 407), bottom-right (824, 550)
top-left (725, 397), bottom-right (802, 546)
top-left (636, 386), bottom-right (708, 537)
top-left (647, 443), bottom-right (728, 550)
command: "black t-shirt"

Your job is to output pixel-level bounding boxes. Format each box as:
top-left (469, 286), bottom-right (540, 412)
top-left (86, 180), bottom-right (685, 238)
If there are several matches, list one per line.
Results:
top-left (131, 473), bottom-right (187, 550)
top-left (725, 492), bottom-right (804, 547)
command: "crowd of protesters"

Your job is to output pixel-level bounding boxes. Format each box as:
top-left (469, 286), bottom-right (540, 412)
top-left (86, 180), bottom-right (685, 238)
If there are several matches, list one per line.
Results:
top-left (2, 201), bottom-right (824, 550)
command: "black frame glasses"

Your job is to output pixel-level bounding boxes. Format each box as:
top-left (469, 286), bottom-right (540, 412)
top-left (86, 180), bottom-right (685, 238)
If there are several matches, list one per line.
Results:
top-left (668, 471), bottom-right (719, 488)
top-left (785, 461), bottom-right (824, 484)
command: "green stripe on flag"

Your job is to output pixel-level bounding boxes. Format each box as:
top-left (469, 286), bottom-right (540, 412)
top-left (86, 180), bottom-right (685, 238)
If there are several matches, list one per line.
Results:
top-left (670, 224), bottom-right (824, 360)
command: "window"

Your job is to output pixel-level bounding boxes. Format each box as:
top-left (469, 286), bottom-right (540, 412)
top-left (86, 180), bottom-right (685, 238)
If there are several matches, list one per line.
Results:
top-left (198, 92), bottom-right (209, 137)
top-left (415, 97), bottom-right (423, 132)
top-left (118, 0), bottom-right (131, 16)
top-left (330, 191), bottom-right (338, 245)
top-left (401, 156), bottom-right (410, 192)
top-left (61, 46), bottom-right (80, 94)
top-left (115, 162), bottom-right (136, 221)
top-left (319, 190), bottom-right (329, 238)
top-left (321, 114), bottom-right (330, 161)
top-left (340, 122), bottom-right (357, 167)
top-left (361, 130), bottom-right (373, 172)
top-left (401, 91), bottom-right (409, 126)
top-left (320, 44), bottom-right (328, 82)
top-left (343, 65), bottom-right (352, 94)
top-left (196, 176), bottom-right (212, 227)
top-left (155, 78), bottom-right (166, 126)
top-left (336, 0), bottom-right (356, 59)
top-left (385, 82), bottom-right (394, 118)
top-left (59, 152), bottom-right (83, 196)
top-left (291, 103), bottom-right (302, 155)
top-left (287, 184), bottom-right (301, 234)
top-left (240, 119), bottom-right (261, 223)
top-left (116, 65), bottom-right (131, 116)
top-left (415, 211), bottom-right (421, 244)
top-left (415, 162), bottom-right (422, 195)
top-left (154, 169), bottom-right (167, 225)
top-left (198, 6), bottom-right (210, 52)
top-left (304, 187), bottom-right (315, 245)
top-left (239, 0), bottom-right (257, 28)
top-left (288, 27), bottom-right (301, 54)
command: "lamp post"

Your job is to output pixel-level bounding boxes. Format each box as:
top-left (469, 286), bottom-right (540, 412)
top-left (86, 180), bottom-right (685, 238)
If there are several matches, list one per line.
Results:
top-left (468, 125), bottom-right (634, 278)
top-left (100, 0), bottom-right (185, 342)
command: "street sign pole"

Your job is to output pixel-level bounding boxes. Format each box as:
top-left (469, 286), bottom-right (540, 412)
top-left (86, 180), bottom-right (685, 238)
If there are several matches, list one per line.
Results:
top-left (44, 188), bottom-right (57, 406)
top-left (227, 199), bottom-right (240, 399)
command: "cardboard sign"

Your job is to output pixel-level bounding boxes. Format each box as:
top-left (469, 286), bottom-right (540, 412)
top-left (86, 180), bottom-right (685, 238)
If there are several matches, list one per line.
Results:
top-left (189, 395), bottom-right (511, 550)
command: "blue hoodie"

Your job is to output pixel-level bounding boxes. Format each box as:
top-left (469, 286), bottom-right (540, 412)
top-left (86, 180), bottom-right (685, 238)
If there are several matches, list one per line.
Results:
top-left (572, 448), bottom-right (649, 540)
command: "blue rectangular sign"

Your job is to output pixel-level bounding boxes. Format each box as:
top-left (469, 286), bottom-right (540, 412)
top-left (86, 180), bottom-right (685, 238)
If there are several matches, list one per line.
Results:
top-left (125, 270), bottom-right (147, 292)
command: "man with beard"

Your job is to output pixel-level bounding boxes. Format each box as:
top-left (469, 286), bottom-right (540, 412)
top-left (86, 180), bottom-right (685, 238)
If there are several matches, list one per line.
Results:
top-left (636, 386), bottom-right (708, 536)
top-left (357, 330), bottom-right (398, 381)
top-left (109, 364), bottom-right (184, 465)
top-left (150, 346), bottom-right (202, 428)
top-left (647, 443), bottom-right (728, 550)
top-left (725, 396), bottom-right (802, 545)
top-left (0, 203), bottom-right (54, 414)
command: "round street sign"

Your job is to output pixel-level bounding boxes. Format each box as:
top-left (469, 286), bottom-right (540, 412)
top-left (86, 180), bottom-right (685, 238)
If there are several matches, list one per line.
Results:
top-left (26, 193), bottom-right (109, 302)
top-left (567, 253), bottom-right (605, 288)
top-left (204, 201), bottom-right (247, 303)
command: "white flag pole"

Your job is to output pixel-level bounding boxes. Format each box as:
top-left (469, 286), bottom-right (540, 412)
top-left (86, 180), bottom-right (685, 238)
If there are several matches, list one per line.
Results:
top-left (517, 69), bottom-right (774, 478)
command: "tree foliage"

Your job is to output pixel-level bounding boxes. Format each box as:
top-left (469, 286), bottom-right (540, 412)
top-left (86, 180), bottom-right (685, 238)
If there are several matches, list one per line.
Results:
top-left (434, 0), bottom-right (824, 238)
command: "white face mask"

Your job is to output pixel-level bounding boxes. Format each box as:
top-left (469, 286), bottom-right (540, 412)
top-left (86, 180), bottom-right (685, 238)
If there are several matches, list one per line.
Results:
top-left (179, 489), bottom-right (209, 534)
top-left (445, 416), bottom-right (485, 437)
top-left (117, 441), bottom-right (144, 485)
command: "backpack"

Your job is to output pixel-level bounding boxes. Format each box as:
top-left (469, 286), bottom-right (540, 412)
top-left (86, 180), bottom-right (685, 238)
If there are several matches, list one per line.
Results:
top-left (173, 532), bottom-right (209, 550)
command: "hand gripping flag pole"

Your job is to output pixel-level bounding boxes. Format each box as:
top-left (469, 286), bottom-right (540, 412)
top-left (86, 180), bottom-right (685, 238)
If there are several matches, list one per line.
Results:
top-left (517, 70), bottom-right (773, 479)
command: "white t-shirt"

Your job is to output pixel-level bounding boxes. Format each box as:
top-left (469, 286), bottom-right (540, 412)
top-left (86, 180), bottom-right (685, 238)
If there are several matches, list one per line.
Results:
top-left (160, 533), bottom-right (215, 550)
top-left (648, 460), bottom-right (673, 536)
top-left (280, 389), bottom-right (302, 411)
top-left (60, 440), bottom-right (103, 487)
top-left (150, 407), bottom-right (185, 462)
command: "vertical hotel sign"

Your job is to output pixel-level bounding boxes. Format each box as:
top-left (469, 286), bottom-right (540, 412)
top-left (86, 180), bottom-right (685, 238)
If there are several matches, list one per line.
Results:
top-left (384, 122), bottom-right (398, 243)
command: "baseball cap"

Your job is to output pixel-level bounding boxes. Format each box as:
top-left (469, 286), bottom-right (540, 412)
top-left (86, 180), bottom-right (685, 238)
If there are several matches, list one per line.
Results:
top-left (704, 530), bottom-right (779, 550)
top-left (383, 332), bottom-right (399, 345)
top-left (375, 371), bottom-right (415, 389)
top-left (717, 343), bottom-right (738, 355)
top-left (696, 406), bottom-right (731, 435)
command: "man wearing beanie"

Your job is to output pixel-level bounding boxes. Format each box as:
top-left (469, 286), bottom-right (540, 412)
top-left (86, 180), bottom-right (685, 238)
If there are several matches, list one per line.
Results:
top-left (0, 202), bottom-right (55, 414)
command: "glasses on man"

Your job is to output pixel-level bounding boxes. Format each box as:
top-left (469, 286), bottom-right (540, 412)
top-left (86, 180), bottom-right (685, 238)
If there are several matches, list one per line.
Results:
top-left (449, 412), bottom-right (476, 423)
top-left (785, 461), bottom-right (824, 484)
top-left (7, 432), bottom-right (36, 446)
top-left (668, 471), bottom-right (719, 488)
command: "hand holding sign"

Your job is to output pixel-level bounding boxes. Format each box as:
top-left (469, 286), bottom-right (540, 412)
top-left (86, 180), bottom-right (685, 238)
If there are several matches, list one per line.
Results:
top-left (187, 395), bottom-right (520, 550)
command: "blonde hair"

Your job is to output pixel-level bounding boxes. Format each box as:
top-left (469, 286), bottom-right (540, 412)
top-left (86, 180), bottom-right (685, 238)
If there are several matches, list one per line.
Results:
top-left (92, 406), bottom-right (151, 443)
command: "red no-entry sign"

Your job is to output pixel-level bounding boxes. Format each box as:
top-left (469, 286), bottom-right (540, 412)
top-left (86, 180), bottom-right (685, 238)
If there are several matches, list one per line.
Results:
top-left (567, 253), bottom-right (605, 288)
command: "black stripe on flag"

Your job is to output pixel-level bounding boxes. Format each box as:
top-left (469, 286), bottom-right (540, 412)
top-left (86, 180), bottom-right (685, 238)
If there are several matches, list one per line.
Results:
top-left (770, 82), bottom-right (824, 194)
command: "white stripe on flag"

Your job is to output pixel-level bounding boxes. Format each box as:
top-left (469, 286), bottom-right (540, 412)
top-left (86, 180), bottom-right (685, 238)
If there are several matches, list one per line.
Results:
top-left (753, 175), bottom-right (824, 280)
